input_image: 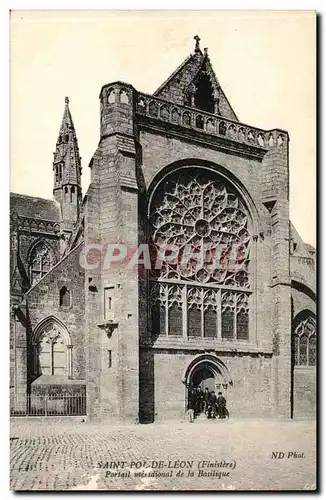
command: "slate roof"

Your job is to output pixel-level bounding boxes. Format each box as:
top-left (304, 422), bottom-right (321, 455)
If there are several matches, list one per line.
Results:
top-left (10, 193), bottom-right (60, 221)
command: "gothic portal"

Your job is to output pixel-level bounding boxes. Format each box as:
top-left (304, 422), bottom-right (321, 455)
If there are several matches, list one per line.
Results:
top-left (10, 36), bottom-right (316, 422)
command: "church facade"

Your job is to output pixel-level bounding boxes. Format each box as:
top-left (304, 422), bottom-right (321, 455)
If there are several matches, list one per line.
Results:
top-left (10, 37), bottom-right (316, 423)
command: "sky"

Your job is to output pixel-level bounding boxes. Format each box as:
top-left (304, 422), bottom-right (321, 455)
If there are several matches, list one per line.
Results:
top-left (10, 10), bottom-right (316, 245)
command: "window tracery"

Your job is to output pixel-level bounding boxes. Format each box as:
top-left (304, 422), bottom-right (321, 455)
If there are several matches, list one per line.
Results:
top-left (29, 242), bottom-right (53, 286)
top-left (150, 169), bottom-right (251, 286)
top-left (293, 315), bottom-right (316, 366)
top-left (33, 321), bottom-right (72, 377)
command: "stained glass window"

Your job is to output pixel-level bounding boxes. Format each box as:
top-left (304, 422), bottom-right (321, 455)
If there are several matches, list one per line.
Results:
top-left (60, 286), bottom-right (70, 307)
top-left (293, 335), bottom-right (299, 366)
top-left (188, 305), bottom-right (201, 337)
top-left (293, 315), bottom-right (316, 367)
top-left (309, 336), bottom-right (316, 366)
top-left (29, 242), bottom-right (53, 286)
top-left (149, 169), bottom-right (250, 286)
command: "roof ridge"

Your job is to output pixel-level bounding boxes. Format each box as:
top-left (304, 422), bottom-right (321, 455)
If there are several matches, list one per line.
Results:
top-left (153, 54), bottom-right (193, 96)
top-left (25, 240), bottom-right (84, 297)
top-left (10, 192), bottom-right (54, 202)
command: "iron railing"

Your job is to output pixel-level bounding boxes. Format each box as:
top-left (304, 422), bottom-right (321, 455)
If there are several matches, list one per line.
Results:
top-left (10, 393), bottom-right (86, 416)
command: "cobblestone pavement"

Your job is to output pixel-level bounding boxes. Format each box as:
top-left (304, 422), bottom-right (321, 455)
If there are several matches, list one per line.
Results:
top-left (10, 418), bottom-right (316, 491)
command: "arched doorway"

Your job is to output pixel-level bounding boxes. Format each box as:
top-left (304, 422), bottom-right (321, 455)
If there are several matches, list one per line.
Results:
top-left (191, 366), bottom-right (215, 392)
top-left (182, 354), bottom-right (232, 415)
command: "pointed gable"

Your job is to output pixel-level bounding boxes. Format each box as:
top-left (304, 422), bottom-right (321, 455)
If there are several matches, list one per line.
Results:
top-left (154, 35), bottom-right (238, 121)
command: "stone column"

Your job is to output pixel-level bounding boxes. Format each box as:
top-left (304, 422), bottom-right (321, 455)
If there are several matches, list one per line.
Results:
top-left (85, 83), bottom-right (140, 423)
top-left (262, 130), bottom-right (291, 418)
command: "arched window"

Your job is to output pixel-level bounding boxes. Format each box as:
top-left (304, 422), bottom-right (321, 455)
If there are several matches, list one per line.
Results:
top-left (149, 167), bottom-right (252, 340)
top-left (195, 115), bottom-right (204, 130)
top-left (119, 89), bottom-right (129, 104)
top-left (32, 318), bottom-right (72, 377)
top-left (219, 121), bottom-right (227, 136)
top-left (70, 186), bottom-right (75, 203)
top-left (29, 241), bottom-right (53, 286)
top-left (168, 285), bottom-right (183, 337)
top-left (149, 101), bottom-right (159, 117)
top-left (108, 89), bottom-right (116, 104)
top-left (60, 286), bottom-right (70, 307)
top-left (182, 112), bottom-right (191, 126)
top-left (293, 314), bottom-right (316, 366)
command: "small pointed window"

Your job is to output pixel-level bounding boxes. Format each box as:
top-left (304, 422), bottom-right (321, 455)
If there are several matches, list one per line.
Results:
top-left (60, 286), bottom-right (71, 307)
top-left (195, 115), bottom-right (204, 129)
top-left (70, 186), bottom-right (75, 203)
top-left (193, 72), bottom-right (215, 114)
top-left (120, 90), bottom-right (129, 104)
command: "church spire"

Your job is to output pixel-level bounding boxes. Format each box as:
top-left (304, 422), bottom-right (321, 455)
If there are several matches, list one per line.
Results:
top-left (53, 97), bottom-right (82, 232)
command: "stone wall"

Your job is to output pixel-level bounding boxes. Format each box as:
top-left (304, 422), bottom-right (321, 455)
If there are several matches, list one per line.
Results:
top-left (139, 349), bottom-right (273, 422)
top-left (25, 244), bottom-right (86, 381)
top-left (293, 367), bottom-right (316, 419)
top-left (84, 83), bottom-right (140, 422)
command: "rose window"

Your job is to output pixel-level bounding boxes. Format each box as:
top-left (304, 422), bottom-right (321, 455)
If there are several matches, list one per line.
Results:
top-left (150, 168), bottom-right (251, 287)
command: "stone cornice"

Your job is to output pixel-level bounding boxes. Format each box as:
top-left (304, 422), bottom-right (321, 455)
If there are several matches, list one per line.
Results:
top-left (15, 215), bottom-right (61, 236)
top-left (140, 340), bottom-right (273, 356)
top-left (135, 91), bottom-right (289, 160)
top-left (138, 118), bottom-right (267, 161)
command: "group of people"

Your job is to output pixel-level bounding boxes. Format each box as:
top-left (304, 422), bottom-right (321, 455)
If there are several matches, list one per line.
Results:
top-left (188, 387), bottom-right (228, 422)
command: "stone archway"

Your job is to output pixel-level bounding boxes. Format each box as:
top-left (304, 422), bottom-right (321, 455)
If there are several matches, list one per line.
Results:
top-left (182, 354), bottom-right (232, 413)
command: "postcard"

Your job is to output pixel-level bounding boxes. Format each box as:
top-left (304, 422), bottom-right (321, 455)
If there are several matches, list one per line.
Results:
top-left (10, 10), bottom-right (316, 491)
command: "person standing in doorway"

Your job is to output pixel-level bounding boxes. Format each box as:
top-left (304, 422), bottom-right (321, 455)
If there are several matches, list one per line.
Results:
top-left (216, 391), bottom-right (228, 419)
top-left (188, 388), bottom-right (197, 423)
top-left (210, 390), bottom-right (218, 419)
top-left (204, 387), bottom-right (211, 415)
top-left (196, 386), bottom-right (204, 414)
